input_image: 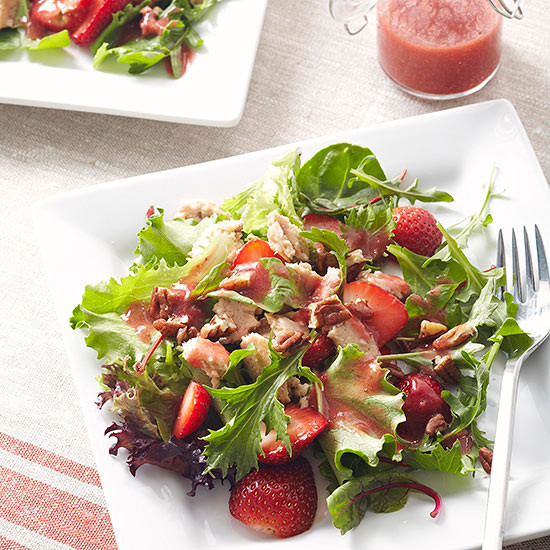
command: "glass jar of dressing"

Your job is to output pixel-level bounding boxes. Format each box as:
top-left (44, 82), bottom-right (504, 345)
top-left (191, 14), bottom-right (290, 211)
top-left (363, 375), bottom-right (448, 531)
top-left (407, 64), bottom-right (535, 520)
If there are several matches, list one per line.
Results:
top-left (377, 0), bottom-right (502, 98)
top-left (329, 0), bottom-right (504, 99)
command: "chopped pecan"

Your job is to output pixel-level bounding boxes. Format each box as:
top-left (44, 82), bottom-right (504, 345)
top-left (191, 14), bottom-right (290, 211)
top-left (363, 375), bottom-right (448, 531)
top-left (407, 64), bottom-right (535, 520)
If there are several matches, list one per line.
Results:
top-left (345, 298), bottom-right (374, 322)
top-left (153, 317), bottom-right (196, 339)
top-left (218, 270), bottom-right (254, 292)
top-left (478, 447), bottom-right (493, 474)
top-left (419, 320), bottom-right (448, 341)
top-left (433, 355), bottom-right (461, 384)
top-left (176, 325), bottom-right (199, 344)
top-left (425, 413), bottom-right (450, 437)
top-left (309, 295), bottom-right (352, 329)
top-left (433, 323), bottom-right (476, 351)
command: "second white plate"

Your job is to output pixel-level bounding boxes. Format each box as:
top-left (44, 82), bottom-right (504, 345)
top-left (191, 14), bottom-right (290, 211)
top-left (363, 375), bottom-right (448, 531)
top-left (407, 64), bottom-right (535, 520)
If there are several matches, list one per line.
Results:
top-left (0, 0), bottom-right (267, 125)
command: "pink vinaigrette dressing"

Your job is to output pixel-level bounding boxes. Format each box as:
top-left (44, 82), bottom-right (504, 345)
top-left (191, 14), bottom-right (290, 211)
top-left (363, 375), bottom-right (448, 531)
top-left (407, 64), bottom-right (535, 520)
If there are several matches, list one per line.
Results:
top-left (377, 0), bottom-right (502, 97)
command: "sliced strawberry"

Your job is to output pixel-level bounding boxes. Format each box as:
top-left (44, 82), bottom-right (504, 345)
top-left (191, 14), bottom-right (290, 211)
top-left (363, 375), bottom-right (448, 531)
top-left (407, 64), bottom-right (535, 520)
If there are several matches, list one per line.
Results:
top-left (172, 381), bottom-right (210, 439)
top-left (303, 213), bottom-right (343, 235)
top-left (231, 239), bottom-right (283, 269)
top-left (259, 404), bottom-right (327, 464)
top-left (229, 456), bottom-right (317, 538)
top-left (343, 281), bottom-right (408, 346)
top-left (29, 0), bottom-right (91, 33)
top-left (71, 0), bottom-right (131, 46)
top-left (392, 206), bottom-right (442, 257)
top-left (302, 334), bottom-right (335, 367)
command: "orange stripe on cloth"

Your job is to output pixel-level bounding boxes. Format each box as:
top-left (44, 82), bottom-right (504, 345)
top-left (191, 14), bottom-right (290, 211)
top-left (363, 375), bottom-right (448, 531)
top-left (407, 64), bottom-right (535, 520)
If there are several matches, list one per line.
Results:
top-left (0, 433), bottom-right (101, 487)
top-left (0, 535), bottom-right (31, 550)
top-left (0, 467), bottom-right (117, 550)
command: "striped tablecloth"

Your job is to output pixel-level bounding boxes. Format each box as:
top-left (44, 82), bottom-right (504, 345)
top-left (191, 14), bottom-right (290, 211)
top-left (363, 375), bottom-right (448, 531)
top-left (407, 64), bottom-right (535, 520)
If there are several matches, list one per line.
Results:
top-left (0, 0), bottom-right (548, 548)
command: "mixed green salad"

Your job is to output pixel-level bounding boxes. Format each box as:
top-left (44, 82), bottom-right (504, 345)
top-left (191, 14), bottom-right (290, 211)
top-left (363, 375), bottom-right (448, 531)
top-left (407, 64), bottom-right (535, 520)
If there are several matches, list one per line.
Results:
top-left (71, 143), bottom-right (531, 538)
top-left (0, 0), bottom-right (219, 78)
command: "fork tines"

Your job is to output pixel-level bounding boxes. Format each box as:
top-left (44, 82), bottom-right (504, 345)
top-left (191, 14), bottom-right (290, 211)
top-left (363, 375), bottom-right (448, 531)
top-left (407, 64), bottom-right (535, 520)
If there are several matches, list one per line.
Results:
top-left (496, 225), bottom-right (549, 302)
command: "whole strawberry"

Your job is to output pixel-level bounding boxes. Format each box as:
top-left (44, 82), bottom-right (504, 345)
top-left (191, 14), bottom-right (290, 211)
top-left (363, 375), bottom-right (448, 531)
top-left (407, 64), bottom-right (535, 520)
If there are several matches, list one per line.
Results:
top-left (229, 457), bottom-right (317, 538)
top-left (392, 206), bottom-right (443, 257)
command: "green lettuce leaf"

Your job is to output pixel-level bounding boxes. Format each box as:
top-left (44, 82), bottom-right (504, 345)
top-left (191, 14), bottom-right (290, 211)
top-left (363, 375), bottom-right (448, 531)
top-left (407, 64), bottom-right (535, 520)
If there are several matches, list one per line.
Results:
top-left (94, 38), bottom-right (169, 73)
top-left (295, 143), bottom-right (385, 214)
top-left (134, 208), bottom-right (217, 265)
top-left (402, 440), bottom-right (476, 475)
top-left (202, 348), bottom-right (320, 479)
top-left (327, 471), bottom-right (417, 534)
top-left (23, 30), bottom-right (70, 50)
top-left (223, 151), bottom-right (302, 238)
top-left (318, 345), bottom-right (405, 482)
top-left (0, 28), bottom-right (21, 50)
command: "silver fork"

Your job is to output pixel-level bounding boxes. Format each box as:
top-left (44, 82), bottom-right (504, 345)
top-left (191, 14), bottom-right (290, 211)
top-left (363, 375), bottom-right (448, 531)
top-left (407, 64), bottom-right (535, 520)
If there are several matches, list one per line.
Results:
top-left (482, 226), bottom-right (550, 550)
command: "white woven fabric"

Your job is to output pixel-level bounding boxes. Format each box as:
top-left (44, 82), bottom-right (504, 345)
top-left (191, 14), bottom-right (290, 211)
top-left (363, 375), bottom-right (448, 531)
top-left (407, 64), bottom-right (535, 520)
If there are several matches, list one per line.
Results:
top-left (0, 0), bottom-right (548, 548)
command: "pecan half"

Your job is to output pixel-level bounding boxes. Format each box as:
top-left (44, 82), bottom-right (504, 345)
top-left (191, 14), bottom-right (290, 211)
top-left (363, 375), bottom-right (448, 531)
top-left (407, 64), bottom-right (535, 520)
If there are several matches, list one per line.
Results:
top-left (419, 320), bottom-right (448, 341)
top-left (309, 295), bottom-right (352, 329)
top-left (272, 330), bottom-right (308, 355)
top-left (479, 446), bottom-right (493, 474)
top-left (153, 317), bottom-right (197, 340)
top-left (148, 286), bottom-right (171, 320)
top-left (434, 355), bottom-right (461, 384)
top-left (425, 413), bottom-right (450, 437)
top-left (433, 323), bottom-right (475, 351)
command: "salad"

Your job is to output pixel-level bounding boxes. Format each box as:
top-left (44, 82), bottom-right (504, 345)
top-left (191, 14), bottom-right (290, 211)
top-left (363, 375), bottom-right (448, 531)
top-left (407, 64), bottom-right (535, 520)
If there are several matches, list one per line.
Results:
top-left (0, 0), bottom-right (219, 77)
top-left (71, 143), bottom-right (531, 539)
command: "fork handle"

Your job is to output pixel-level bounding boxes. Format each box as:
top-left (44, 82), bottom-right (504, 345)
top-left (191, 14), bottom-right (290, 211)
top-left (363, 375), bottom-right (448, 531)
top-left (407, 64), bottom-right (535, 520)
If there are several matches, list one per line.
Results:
top-left (482, 359), bottom-right (523, 550)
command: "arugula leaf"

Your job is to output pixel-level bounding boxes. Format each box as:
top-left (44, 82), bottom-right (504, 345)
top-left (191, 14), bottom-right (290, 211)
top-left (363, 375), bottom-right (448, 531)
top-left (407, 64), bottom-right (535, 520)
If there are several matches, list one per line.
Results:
top-left (134, 209), bottom-right (217, 265)
top-left (318, 345), bottom-right (405, 481)
top-left (429, 167), bottom-right (498, 263)
top-left (94, 37), bottom-right (169, 73)
top-left (440, 350), bottom-right (491, 443)
top-left (0, 28), bottom-right (21, 51)
top-left (91, 0), bottom-right (150, 53)
top-left (223, 151), bottom-right (302, 238)
top-left (300, 227), bottom-right (348, 287)
top-left (327, 471), bottom-right (419, 534)
top-left (23, 30), bottom-right (70, 50)
top-left (295, 144), bottom-right (385, 214)
top-left (202, 348), bottom-right (320, 479)
top-left (221, 349), bottom-right (256, 387)
top-left (350, 170), bottom-right (454, 205)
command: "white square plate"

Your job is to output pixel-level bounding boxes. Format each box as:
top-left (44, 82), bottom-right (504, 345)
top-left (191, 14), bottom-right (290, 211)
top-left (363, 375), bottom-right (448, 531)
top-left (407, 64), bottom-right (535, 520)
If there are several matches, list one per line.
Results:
top-left (0, 0), bottom-right (267, 125)
top-left (33, 99), bottom-right (550, 550)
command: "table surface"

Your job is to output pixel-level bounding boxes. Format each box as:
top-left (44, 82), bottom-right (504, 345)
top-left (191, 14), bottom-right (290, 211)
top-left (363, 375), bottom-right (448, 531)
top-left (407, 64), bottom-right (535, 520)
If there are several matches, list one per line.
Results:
top-left (0, 1), bottom-right (548, 549)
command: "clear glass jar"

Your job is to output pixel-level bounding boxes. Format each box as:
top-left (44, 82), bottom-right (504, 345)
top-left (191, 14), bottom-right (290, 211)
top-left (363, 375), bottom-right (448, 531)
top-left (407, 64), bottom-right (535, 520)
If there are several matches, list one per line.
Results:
top-left (376, 0), bottom-right (503, 99)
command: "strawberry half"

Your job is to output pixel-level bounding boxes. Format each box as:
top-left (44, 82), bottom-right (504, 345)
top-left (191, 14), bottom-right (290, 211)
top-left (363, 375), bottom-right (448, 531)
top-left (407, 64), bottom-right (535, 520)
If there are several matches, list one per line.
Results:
top-left (259, 404), bottom-right (328, 464)
top-left (71, 0), bottom-right (131, 46)
top-left (172, 381), bottom-right (211, 439)
top-left (29, 0), bottom-right (91, 32)
top-left (229, 456), bottom-right (317, 538)
top-left (392, 206), bottom-right (443, 257)
top-left (231, 239), bottom-right (283, 269)
top-left (302, 334), bottom-right (335, 367)
top-left (343, 281), bottom-right (408, 346)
